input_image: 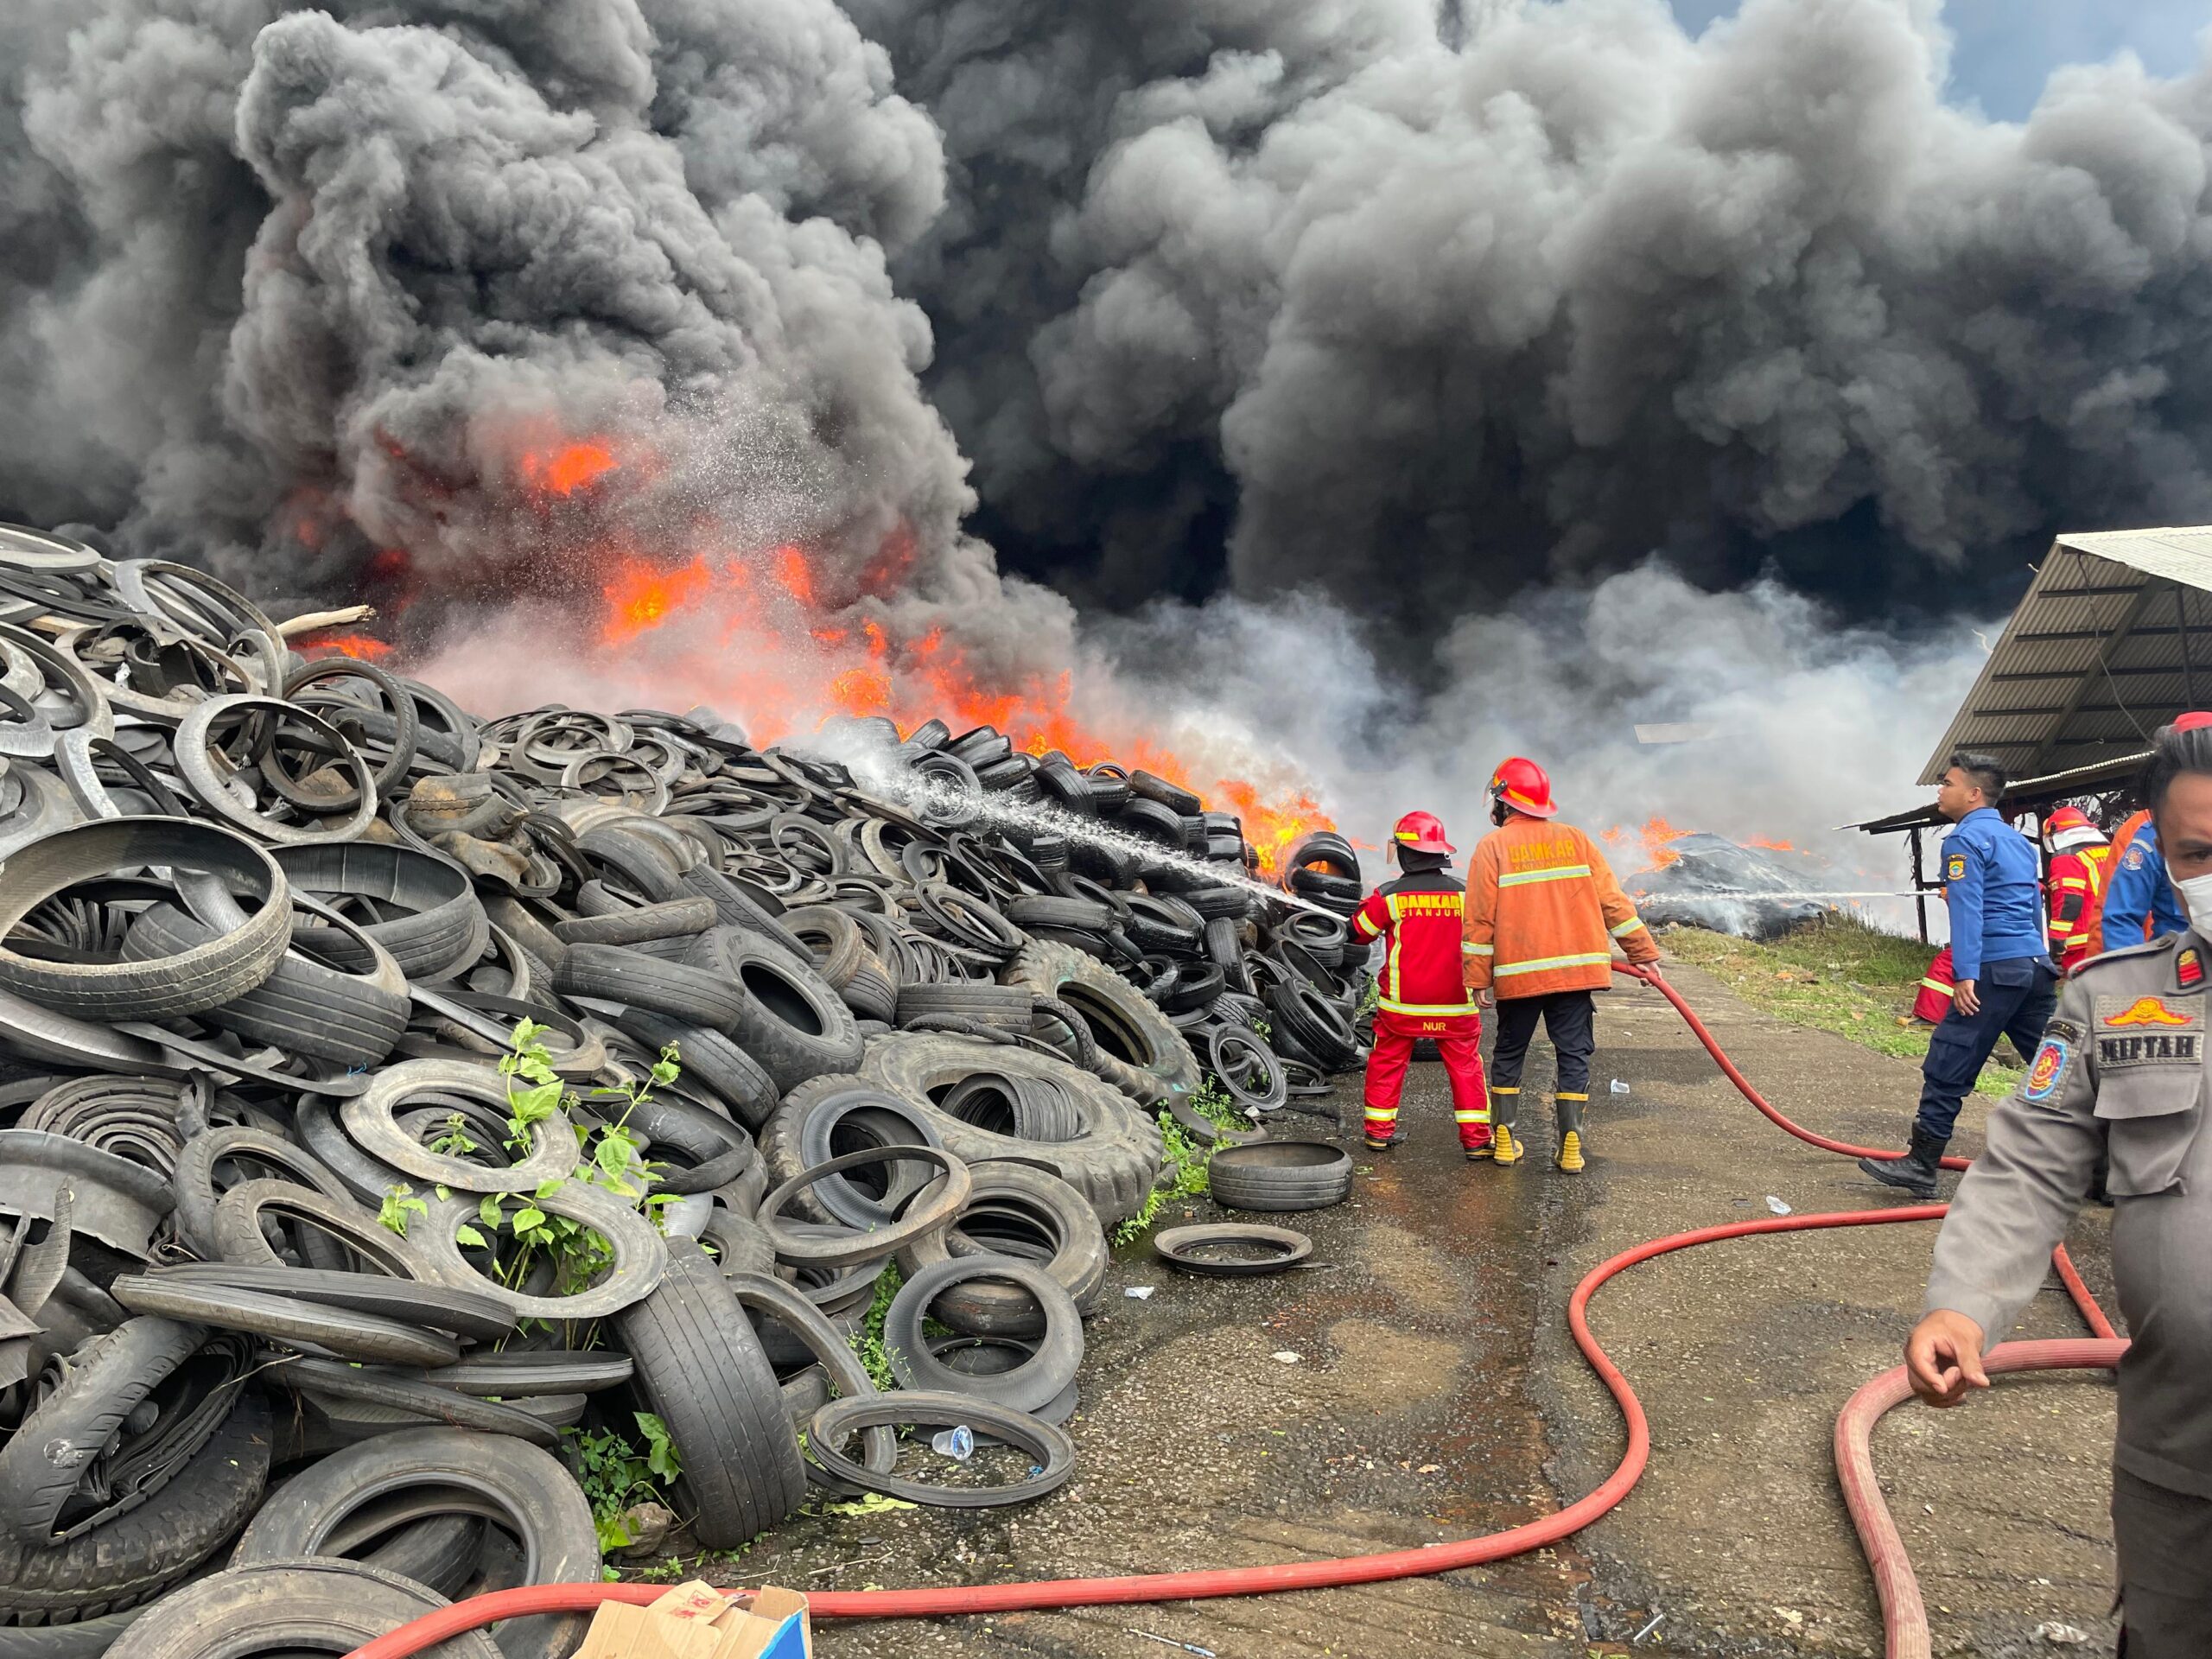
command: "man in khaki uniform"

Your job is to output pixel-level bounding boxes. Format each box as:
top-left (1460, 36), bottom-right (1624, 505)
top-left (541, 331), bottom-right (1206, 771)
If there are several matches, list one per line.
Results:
top-left (1910, 713), bottom-right (2212, 1655)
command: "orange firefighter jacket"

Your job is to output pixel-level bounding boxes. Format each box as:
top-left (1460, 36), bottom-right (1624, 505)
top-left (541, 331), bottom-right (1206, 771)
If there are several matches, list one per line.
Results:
top-left (1461, 815), bottom-right (1661, 998)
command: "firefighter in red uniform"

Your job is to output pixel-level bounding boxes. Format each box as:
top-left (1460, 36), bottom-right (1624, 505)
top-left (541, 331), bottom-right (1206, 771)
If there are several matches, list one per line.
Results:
top-left (2039, 805), bottom-right (2110, 973)
top-left (1913, 947), bottom-right (1959, 1024)
top-left (1351, 811), bottom-right (1492, 1159)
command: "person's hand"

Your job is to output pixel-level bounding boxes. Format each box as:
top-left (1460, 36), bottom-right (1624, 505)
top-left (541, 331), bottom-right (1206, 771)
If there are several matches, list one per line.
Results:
top-left (1478, 988), bottom-right (1495, 1009)
top-left (1904, 1310), bottom-right (1990, 1407)
top-left (1954, 978), bottom-right (1980, 1017)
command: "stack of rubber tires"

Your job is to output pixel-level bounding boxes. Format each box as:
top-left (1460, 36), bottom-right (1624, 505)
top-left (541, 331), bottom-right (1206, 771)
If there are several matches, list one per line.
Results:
top-left (0, 523), bottom-right (1369, 1659)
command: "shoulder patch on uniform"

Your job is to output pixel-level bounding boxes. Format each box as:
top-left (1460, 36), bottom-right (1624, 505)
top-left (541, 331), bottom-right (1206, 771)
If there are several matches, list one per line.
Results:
top-left (1945, 852), bottom-right (1967, 881)
top-left (2178, 948), bottom-right (2202, 989)
top-left (2123, 845), bottom-right (2147, 872)
top-left (2022, 1034), bottom-right (2072, 1102)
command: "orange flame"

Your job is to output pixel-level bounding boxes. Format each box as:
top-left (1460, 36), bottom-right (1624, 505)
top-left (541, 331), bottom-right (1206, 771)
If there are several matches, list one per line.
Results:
top-left (1641, 815), bottom-right (1688, 869)
top-left (600, 555), bottom-right (713, 646)
top-left (299, 632), bottom-right (393, 663)
top-left (1610, 819), bottom-right (1806, 869)
top-left (605, 538), bottom-right (1334, 872)
top-left (520, 441), bottom-right (618, 498)
top-left (772, 545), bottom-right (816, 607)
top-left (386, 423), bottom-right (1336, 872)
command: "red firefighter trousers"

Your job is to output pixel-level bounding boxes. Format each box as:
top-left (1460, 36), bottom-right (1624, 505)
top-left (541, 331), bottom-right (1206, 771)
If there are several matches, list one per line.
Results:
top-left (1363, 1008), bottom-right (1491, 1149)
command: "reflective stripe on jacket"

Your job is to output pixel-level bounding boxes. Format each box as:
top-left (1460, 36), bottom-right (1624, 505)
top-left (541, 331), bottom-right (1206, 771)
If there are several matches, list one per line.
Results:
top-left (1461, 816), bottom-right (1660, 999)
top-left (1914, 944), bottom-right (1957, 1023)
top-left (1351, 869), bottom-right (1476, 1016)
top-left (2046, 843), bottom-right (2110, 971)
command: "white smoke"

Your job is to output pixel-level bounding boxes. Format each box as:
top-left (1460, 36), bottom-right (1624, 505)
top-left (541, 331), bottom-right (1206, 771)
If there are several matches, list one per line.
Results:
top-left (1084, 560), bottom-right (1985, 917)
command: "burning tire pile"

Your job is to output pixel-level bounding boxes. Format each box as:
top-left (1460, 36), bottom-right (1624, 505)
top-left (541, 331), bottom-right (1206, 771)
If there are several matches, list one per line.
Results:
top-left (0, 526), bottom-right (1368, 1655)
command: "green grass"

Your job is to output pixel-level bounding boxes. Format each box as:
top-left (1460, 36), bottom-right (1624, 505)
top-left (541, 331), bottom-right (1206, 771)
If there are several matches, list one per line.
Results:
top-left (1110, 1077), bottom-right (1247, 1247)
top-left (1657, 916), bottom-right (2024, 1098)
top-left (847, 1262), bottom-right (902, 1392)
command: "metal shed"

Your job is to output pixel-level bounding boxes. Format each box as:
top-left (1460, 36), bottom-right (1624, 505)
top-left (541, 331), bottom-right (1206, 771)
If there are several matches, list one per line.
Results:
top-left (1848, 524), bottom-right (2212, 941)
top-left (1916, 525), bottom-right (2212, 785)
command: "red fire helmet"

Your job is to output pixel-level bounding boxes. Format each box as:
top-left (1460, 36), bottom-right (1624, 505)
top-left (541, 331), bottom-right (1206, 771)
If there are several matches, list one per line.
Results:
top-left (2042, 804), bottom-right (2104, 851)
top-left (1489, 756), bottom-right (1558, 820)
top-left (1391, 810), bottom-right (1455, 855)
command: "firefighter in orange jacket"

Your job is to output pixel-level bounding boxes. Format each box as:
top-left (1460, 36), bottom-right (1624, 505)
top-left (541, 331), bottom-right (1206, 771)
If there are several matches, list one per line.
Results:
top-left (2038, 805), bottom-right (2110, 973)
top-left (1462, 759), bottom-right (1662, 1172)
top-left (1351, 811), bottom-right (1492, 1159)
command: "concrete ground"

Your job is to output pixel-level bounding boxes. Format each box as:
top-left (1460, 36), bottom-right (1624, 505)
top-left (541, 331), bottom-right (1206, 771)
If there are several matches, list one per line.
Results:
top-left (698, 961), bottom-right (2123, 1657)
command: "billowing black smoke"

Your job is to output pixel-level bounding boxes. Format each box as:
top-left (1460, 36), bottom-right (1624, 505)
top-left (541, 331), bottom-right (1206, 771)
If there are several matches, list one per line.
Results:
top-left (4, 0), bottom-right (2212, 677)
top-left (0, 0), bottom-right (1071, 692)
top-left (866, 0), bottom-right (2212, 642)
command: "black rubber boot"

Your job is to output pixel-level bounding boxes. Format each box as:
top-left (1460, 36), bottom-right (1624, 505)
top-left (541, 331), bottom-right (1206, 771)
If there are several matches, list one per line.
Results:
top-left (1858, 1127), bottom-right (1948, 1199)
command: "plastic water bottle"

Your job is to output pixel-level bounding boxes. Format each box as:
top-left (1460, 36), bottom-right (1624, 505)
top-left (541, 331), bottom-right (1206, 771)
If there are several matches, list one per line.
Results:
top-left (931, 1425), bottom-right (975, 1462)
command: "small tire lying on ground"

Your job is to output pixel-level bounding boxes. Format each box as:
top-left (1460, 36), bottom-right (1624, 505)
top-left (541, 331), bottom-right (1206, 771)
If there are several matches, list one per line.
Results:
top-left (102, 1558), bottom-right (503, 1659)
top-left (896, 1160), bottom-right (1108, 1334)
top-left (1205, 1141), bottom-right (1355, 1212)
top-left (1153, 1223), bottom-right (1314, 1275)
top-left (803, 1393), bottom-right (1075, 1510)
top-left (882, 1256), bottom-right (1082, 1414)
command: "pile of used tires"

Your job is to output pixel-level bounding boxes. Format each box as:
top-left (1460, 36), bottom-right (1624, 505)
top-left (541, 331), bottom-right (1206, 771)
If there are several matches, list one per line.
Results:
top-left (0, 524), bottom-right (1370, 1657)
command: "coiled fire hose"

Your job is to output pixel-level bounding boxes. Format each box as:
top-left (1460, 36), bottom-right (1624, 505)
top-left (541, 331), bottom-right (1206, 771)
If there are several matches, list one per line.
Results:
top-left (349, 963), bottom-right (2122, 1659)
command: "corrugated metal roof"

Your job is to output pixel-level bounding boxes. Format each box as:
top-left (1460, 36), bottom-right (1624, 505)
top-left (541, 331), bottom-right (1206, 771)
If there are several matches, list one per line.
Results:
top-left (1853, 749), bottom-right (2149, 834)
top-left (1916, 526), bottom-right (2212, 785)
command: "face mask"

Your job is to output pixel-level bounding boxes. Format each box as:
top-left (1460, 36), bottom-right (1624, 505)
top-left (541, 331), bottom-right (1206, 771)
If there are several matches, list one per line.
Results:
top-left (2174, 870), bottom-right (2212, 925)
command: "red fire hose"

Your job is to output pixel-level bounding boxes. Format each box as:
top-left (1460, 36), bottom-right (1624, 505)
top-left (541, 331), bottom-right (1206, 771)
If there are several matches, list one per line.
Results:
top-left (1633, 967), bottom-right (2117, 1341)
top-left (348, 963), bottom-right (2118, 1659)
top-left (1835, 1338), bottom-right (2127, 1659)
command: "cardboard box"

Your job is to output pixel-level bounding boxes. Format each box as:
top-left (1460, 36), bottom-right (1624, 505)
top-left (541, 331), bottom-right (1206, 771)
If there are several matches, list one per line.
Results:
top-left (574, 1582), bottom-right (810, 1659)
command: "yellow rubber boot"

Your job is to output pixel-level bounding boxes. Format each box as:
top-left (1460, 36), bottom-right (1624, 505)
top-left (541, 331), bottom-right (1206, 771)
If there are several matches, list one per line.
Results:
top-left (1491, 1124), bottom-right (1522, 1166)
top-left (1554, 1091), bottom-right (1588, 1173)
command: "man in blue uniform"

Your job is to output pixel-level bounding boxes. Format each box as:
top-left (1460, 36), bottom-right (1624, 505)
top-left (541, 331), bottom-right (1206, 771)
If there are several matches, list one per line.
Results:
top-left (2100, 814), bottom-right (2186, 951)
top-left (1861, 751), bottom-right (2056, 1198)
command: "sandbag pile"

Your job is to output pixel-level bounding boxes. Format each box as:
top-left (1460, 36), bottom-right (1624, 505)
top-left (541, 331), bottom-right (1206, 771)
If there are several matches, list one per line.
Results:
top-left (0, 524), bottom-right (1368, 1657)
